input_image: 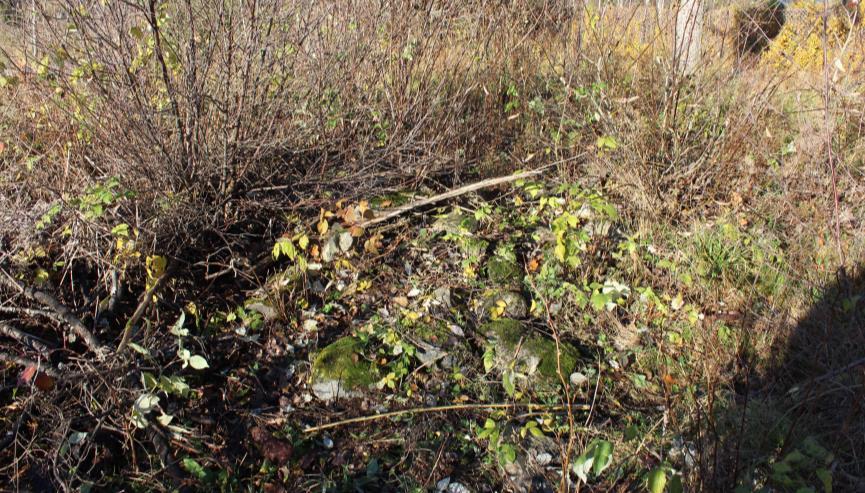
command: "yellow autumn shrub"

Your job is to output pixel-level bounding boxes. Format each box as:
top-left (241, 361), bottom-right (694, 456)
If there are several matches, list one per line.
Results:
top-left (763, 0), bottom-right (864, 72)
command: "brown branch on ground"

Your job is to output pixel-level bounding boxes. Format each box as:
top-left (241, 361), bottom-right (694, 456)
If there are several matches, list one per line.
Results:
top-left (357, 168), bottom-right (550, 228)
top-left (0, 273), bottom-right (105, 355)
top-left (116, 270), bottom-right (170, 355)
top-left (0, 322), bottom-right (54, 355)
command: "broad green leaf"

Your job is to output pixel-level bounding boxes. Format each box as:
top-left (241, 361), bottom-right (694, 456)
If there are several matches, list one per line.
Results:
top-left (177, 348), bottom-right (191, 363)
top-left (297, 234), bottom-right (309, 250)
top-left (111, 223), bottom-right (130, 237)
top-left (498, 444), bottom-right (516, 464)
top-left (170, 311), bottom-right (187, 336)
top-left (182, 458), bottom-right (208, 480)
top-left (647, 468), bottom-right (666, 493)
top-left (502, 371), bottom-right (515, 397)
top-left (188, 355), bottom-right (209, 370)
top-left (590, 291), bottom-right (610, 311)
top-left (134, 393), bottom-right (159, 414)
top-left (591, 440), bottom-right (613, 476)
top-left (141, 371), bottom-right (158, 391)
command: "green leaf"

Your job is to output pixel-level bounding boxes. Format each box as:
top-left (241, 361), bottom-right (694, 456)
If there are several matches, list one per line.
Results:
top-left (483, 347), bottom-right (495, 372)
top-left (177, 348), bottom-right (191, 363)
top-left (170, 312), bottom-right (188, 337)
top-left (591, 440), bottom-right (613, 476)
top-left (647, 468), bottom-right (666, 493)
top-left (129, 342), bottom-right (151, 357)
top-left (188, 355), bottom-right (209, 370)
top-left (297, 234), bottom-right (309, 250)
top-left (573, 439), bottom-right (614, 483)
top-left (111, 223), bottom-right (130, 237)
top-left (596, 135), bottom-right (618, 151)
top-left (498, 444), bottom-right (516, 464)
top-left (141, 371), bottom-right (158, 391)
top-left (816, 468), bottom-right (832, 493)
top-left (668, 474), bottom-right (684, 493)
top-left (182, 458), bottom-right (208, 480)
top-left (590, 291), bottom-right (610, 311)
top-left (502, 370), bottom-right (516, 397)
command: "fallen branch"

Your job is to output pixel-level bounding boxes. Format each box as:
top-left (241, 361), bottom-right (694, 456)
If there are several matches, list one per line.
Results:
top-left (0, 273), bottom-right (105, 355)
top-left (116, 271), bottom-right (170, 355)
top-left (303, 401), bottom-right (589, 434)
top-left (0, 322), bottom-right (54, 355)
top-left (357, 167), bottom-right (550, 228)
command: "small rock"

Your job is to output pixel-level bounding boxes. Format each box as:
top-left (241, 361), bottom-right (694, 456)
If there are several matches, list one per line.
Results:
top-left (447, 482), bottom-right (472, 493)
top-left (569, 372), bottom-right (588, 386)
top-left (433, 287), bottom-right (452, 307)
top-left (246, 301), bottom-right (279, 321)
top-left (534, 452), bottom-right (553, 466)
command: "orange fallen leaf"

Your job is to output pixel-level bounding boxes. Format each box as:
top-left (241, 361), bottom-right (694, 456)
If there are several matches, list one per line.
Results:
top-left (662, 374), bottom-right (677, 387)
top-left (19, 366), bottom-right (55, 391)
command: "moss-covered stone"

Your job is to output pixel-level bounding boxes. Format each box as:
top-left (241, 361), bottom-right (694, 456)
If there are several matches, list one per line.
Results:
top-left (480, 290), bottom-right (529, 319)
top-left (431, 210), bottom-right (479, 235)
top-left (485, 256), bottom-right (522, 285)
top-left (480, 319), bottom-right (579, 380)
top-left (310, 337), bottom-right (378, 401)
top-left (413, 320), bottom-right (452, 345)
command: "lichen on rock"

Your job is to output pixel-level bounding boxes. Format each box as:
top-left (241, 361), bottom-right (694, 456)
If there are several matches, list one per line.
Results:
top-left (310, 337), bottom-right (378, 401)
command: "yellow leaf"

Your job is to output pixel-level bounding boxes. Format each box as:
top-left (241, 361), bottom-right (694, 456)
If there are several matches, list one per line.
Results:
top-left (317, 219), bottom-right (329, 236)
top-left (297, 234), bottom-right (309, 250)
top-left (146, 255), bottom-right (167, 280)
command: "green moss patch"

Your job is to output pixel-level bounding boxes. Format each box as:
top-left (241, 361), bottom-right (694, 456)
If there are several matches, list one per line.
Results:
top-left (486, 256), bottom-right (522, 285)
top-left (480, 319), bottom-right (580, 379)
top-left (311, 337), bottom-right (378, 389)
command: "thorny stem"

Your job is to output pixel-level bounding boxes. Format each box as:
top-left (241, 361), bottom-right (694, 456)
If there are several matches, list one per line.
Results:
top-left (528, 275), bottom-right (579, 493)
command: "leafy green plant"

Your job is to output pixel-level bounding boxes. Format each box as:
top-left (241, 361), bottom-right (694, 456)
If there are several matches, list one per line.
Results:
top-left (572, 439), bottom-right (614, 484)
top-left (72, 177), bottom-right (134, 220)
top-left (476, 418), bottom-right (517, 466)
